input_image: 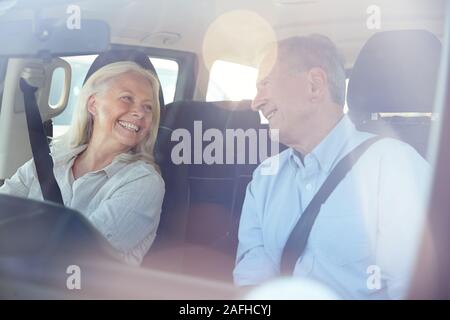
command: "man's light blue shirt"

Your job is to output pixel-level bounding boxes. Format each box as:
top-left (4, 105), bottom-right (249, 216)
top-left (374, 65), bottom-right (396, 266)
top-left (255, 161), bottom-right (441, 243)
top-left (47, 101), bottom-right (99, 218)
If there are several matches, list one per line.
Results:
top-left (233, 115), bottom-right (430, 299)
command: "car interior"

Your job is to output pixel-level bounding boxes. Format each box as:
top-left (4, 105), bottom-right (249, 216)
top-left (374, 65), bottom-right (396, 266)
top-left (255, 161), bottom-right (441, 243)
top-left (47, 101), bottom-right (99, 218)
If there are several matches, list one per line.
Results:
top-left (0, 0), bottom-right (449, 299)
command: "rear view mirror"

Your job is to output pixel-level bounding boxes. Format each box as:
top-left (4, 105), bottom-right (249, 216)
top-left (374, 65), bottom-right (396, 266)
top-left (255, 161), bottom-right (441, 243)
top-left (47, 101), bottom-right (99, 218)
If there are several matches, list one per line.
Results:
top-left (0, 19), bottom-right (110, 57)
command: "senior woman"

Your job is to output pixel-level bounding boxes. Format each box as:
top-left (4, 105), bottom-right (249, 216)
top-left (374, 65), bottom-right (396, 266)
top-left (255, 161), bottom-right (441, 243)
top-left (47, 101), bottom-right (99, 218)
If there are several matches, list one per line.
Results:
top-left (0, 61), bottom-right (165, 266)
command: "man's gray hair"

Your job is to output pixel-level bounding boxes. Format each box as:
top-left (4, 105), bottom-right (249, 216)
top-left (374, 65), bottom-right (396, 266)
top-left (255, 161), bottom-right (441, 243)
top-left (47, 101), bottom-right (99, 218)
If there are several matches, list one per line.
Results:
top-left (278, 35), bottom-right (346, 106)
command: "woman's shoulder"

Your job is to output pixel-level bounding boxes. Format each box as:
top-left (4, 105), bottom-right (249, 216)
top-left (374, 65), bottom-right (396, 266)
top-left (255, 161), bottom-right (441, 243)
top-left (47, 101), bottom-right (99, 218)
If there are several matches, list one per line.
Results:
top-left (119, 160), bottom-right (165, 188)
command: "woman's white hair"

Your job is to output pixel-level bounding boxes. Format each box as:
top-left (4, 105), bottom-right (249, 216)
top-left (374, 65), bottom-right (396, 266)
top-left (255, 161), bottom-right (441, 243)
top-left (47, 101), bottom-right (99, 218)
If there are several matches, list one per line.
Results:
top-left (52, 61), bottom-right (161, 171)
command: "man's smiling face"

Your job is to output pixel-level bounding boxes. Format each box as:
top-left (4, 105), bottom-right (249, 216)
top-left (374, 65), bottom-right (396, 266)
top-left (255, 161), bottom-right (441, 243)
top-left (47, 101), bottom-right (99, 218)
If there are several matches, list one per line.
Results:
top-left (252, 47), bottom-right (316, 146)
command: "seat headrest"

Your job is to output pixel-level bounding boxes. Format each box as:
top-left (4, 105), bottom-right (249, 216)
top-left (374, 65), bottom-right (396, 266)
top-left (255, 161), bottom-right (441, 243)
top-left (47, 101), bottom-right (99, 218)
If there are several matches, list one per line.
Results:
top-left (161, 100), bottom-right (260, 131)
top-left (155, 100), bottom-right (262, 168)
top-left (347, 30), bottom-right (441, 114)
top-left (83, 49), bottom-right (165, 107)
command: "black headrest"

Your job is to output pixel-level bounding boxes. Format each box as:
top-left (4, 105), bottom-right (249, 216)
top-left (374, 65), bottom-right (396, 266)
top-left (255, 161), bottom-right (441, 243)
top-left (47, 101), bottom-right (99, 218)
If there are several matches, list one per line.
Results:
top-left (83, 49), bottom-right (165, 107)
top-left (160, 100), bottom-right (260, 132)
top-left (347, 30), bottom-right (441, 114)
top-left (155, 101), bottom-right (262, 173)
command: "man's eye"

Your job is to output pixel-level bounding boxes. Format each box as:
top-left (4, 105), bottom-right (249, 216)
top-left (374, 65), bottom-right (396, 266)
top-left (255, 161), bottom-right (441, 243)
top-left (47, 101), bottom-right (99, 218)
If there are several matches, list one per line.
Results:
top-left (257, 79), bottom-right (270, 89)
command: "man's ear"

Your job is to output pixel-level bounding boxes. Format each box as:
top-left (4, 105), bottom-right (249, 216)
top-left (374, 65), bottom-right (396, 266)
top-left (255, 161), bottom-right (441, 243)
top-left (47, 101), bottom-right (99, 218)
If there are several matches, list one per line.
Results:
top-left (307, 67), bottom-right (327, 103)
top-left (87, 95), bottom-right (97, 117)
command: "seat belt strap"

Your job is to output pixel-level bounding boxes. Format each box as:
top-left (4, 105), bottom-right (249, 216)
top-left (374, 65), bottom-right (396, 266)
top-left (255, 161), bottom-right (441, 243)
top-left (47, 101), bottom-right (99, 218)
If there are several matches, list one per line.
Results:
top-left (20, 78), bottom-right (64, 205)
top-left (280, 135), bottom-right (383, 275)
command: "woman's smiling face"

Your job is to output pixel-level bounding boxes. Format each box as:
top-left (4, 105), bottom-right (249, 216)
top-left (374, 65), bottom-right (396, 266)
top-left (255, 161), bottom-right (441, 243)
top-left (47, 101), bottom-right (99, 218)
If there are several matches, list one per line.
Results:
top-left (87, 71), bottom-right (155, 152)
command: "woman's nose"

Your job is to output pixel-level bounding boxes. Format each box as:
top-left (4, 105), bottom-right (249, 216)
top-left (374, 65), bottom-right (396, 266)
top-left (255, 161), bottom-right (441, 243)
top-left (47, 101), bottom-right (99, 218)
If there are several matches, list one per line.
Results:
top-left (130, 104), bottom-right (145, 118)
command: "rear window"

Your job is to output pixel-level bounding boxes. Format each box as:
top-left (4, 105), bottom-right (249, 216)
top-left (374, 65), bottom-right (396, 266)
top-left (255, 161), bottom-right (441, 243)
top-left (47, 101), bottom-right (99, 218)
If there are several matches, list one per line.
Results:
top-left (206, 60), bottom-right (257, 101)
top-left (206, 60), bottom-right (272, 122)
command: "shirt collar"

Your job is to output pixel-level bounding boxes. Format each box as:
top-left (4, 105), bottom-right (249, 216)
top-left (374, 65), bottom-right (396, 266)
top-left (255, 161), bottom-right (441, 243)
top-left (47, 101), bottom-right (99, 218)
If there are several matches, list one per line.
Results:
top-left (51, 144), bottom-right (88, 166)
top-left (289, 114), bottom-right (357, 173)
top-left (102, 157), bottom-right (128, 178)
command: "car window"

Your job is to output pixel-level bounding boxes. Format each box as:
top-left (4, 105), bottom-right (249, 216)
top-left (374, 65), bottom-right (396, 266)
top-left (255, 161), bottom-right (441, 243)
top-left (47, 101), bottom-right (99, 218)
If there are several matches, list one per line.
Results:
top-left (0, 0), bottom-right (447, 301)
top-left (0, 57), bottom-right (6, 114)
top-left (206, 59), bottom-right (272, 123)
top-left (206, 60), bottom-right (257, 102)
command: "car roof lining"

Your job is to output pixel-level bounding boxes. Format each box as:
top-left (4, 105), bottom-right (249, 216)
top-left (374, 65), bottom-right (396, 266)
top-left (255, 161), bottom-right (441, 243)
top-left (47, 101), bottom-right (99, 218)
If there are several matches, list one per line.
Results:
top-left (1, 0), bottom-right (445, 69)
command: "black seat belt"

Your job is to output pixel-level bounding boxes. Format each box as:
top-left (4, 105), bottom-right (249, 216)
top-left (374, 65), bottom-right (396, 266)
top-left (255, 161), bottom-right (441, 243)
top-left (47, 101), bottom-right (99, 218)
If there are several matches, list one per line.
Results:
top-left (19, 78), bottom-right (64, 205)
top-left (280, 135), bottom-right (383, 275)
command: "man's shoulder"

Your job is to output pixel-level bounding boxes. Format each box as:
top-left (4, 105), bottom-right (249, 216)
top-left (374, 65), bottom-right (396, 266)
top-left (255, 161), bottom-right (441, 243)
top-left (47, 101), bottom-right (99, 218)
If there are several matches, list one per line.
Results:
top-left (355, 136), bottom-right (430, 178)
top-left (366, 137), bottom-right (426, 161)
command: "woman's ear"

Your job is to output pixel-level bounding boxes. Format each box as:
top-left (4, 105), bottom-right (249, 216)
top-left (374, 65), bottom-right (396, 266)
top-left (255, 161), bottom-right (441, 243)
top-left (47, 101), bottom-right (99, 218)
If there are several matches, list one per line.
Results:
top-left (87, 95), bottom-right (97, 117)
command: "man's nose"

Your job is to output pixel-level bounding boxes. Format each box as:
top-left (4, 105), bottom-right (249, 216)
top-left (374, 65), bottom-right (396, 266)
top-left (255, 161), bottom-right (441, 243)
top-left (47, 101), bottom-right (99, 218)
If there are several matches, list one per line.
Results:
top-left (252, 90), bottom-right (267, 112)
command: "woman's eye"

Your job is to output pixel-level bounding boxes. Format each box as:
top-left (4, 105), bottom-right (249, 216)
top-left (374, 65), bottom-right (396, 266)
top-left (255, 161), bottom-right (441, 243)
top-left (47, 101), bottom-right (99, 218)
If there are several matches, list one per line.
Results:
top-left (144, 105), bottom-right (152, 112)
top-left (121, 96), bottom-right (133, 103)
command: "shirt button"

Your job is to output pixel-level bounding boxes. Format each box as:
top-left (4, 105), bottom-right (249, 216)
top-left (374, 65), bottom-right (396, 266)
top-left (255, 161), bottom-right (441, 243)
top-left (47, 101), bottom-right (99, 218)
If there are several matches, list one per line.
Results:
top-left (305, 183), bottom-right (312, 191)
